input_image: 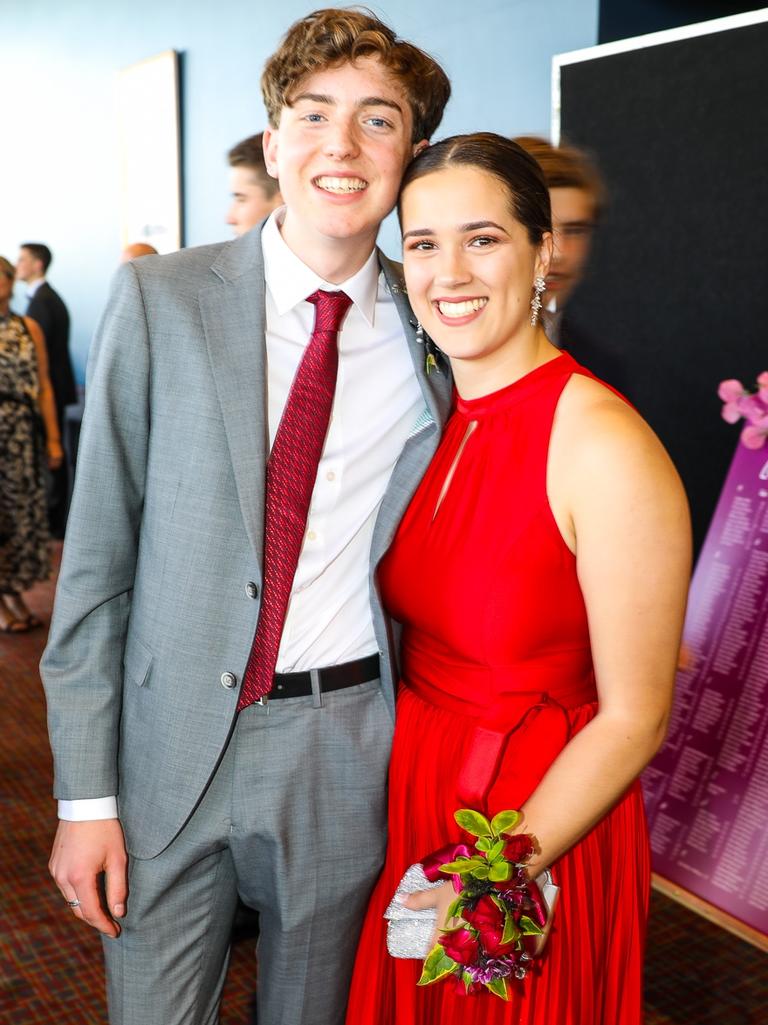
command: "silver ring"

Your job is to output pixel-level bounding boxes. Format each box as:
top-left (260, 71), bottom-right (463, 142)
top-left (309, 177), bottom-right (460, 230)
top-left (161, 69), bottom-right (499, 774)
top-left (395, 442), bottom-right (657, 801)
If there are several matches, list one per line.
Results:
top-left (66, 898), bottom-right (81, 908)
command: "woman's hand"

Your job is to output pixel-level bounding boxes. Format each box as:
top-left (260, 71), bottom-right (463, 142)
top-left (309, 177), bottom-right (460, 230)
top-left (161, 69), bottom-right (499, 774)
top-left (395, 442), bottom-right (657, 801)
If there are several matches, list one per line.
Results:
top-left (403, 880), bottom-right (458, 950)
top-left (47, 439), bottom-right (64, 470)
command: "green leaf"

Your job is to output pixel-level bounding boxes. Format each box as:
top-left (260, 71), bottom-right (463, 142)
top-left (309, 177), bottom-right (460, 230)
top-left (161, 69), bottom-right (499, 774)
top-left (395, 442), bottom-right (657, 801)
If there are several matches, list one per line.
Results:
top-left (519, 915), bottom-right (543, 935)
top-left (417, 945), bottom-right (457, 986)
top-left (475, 836), bottom-right (493, 852)
top-left (446, 897), bottom-right (465, 921)
top-left (502, 911), bottom-right (521, 945)
top-left (486, 977), bottom-right (510, 1000)
top-left (488, 861), bottom-right (512, 882)
top-left (488, 839), bottom-right (505, 860)
top-left (439, 858), bottom-right (477, 875)
top-left (491, 810), bottom-right (522, 835)
top-left (472, 864), bottom-right (490, 880)
top-left (455, 809), bottom-right (493, 838)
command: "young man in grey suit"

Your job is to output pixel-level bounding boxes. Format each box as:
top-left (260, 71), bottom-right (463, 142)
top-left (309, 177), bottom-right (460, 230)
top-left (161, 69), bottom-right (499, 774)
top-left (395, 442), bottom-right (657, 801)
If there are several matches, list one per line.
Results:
top-left (42, 9), bottom-right (451, 1025)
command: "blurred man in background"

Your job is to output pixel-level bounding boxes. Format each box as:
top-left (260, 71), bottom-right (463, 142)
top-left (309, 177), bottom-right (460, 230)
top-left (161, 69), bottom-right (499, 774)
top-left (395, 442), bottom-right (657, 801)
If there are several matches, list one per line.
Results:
top-left (513, 136), bottom-right (603, 343)
top-left (226, 132), bottom-right (283, 235)
top-left (16, 242), bottom-right (76, 536)
top-left (120, 242), bottom-right (158, 263)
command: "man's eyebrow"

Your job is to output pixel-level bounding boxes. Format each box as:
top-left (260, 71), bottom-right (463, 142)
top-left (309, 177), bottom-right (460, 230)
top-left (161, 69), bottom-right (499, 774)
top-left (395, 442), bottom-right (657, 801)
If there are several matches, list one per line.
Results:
top-left (292, 92), bottom-right (334, 105)
top-left (292, 93), bottom-right (403, 115)
top-left (357, 96), bottom-right (403, 114)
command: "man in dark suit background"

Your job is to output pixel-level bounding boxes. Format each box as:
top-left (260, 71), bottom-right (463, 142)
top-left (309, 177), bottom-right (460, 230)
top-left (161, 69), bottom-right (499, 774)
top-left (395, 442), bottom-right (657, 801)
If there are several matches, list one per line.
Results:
top-left (16, 242), bottom-right (77, 536)
top-left (513, 138), bottom-right (630, 397)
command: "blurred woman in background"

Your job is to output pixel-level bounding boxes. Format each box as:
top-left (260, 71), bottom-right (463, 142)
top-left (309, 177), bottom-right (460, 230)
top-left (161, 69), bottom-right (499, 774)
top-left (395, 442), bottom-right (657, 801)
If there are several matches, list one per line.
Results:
top-left (0, 255), bottom-right (63, 633)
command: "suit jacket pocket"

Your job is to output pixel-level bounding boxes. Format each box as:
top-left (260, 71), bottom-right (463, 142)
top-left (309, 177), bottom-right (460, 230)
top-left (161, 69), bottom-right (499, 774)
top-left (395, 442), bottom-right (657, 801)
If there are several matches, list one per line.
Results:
top-left (123, 633), bottom-right (154, 688)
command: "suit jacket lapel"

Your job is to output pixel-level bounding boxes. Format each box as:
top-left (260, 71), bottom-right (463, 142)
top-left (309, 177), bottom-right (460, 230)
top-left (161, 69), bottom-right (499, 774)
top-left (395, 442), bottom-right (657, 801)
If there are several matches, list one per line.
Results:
top-left (199, 232), bottom-right (268, 567)
top-left (371, 254), bottom-right (453, 568)
top-left (379, 252), bottom-right (452, 427)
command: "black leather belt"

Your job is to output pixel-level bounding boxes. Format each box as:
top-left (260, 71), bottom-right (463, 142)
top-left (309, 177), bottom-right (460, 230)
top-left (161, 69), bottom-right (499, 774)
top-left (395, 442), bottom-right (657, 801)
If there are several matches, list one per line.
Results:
top-left (269, 653), bottom-right (380, 699)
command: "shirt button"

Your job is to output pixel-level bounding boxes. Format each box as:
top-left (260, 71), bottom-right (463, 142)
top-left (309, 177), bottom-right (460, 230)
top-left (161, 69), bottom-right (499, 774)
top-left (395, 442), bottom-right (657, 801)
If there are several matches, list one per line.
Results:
top-left (245, 582), bottom-right (259, 599)
top-left (220, 671), bottom-right (237, 689)
top-left (326, 470), bottom-right (336, 481)
top-left (307, 530), bottom-right (317, 541)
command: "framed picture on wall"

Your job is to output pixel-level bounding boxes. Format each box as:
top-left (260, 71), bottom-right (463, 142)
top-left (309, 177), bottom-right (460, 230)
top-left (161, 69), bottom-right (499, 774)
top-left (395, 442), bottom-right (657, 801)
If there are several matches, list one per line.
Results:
top-left (117, 49), bottom-right (182, 254)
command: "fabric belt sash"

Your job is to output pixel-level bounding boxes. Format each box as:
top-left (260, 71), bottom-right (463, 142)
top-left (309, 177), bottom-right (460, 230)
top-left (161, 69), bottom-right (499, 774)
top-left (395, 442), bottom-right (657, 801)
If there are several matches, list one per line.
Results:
top-left (401, 635), bottom-right (598, 810)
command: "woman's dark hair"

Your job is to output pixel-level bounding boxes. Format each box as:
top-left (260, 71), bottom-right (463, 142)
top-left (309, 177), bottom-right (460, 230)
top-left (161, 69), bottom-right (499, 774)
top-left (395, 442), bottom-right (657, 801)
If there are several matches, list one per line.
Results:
top-left (399, 132), bottom-right (552, 244)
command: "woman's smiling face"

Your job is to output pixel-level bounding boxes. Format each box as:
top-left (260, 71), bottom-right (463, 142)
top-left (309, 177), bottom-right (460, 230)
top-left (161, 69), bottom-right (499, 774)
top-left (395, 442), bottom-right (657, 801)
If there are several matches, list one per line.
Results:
top-left (401, 164), bottom-right (551, 374)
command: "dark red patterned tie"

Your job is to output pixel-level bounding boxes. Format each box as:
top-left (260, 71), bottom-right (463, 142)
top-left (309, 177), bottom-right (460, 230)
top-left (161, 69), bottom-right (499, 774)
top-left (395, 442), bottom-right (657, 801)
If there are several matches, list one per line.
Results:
top-left (238, 289), bottom-right (353, 709)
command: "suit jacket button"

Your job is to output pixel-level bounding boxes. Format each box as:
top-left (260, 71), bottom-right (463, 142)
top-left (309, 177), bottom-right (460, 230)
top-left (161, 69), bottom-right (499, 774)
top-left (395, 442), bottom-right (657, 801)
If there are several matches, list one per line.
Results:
top-left (245, 582), bottom-right (259, 599)
top-left (220, 671), bottom-right (237, 689)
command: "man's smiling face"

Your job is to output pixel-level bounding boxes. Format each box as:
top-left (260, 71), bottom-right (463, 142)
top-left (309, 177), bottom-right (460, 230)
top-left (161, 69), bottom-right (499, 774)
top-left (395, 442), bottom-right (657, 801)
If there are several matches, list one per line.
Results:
top-left (264, 57), bottom-right (424, 262)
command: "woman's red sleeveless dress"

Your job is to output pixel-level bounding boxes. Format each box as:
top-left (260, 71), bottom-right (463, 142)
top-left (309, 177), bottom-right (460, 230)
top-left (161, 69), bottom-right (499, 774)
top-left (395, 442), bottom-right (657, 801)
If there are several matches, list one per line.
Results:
top-left (345, 352), bottom-right (649, 1025)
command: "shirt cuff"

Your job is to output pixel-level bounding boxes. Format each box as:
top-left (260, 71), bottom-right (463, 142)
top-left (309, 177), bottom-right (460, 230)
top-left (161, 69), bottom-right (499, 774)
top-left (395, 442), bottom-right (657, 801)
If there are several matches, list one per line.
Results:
top-left (58, 797), bottom-right (119, 820)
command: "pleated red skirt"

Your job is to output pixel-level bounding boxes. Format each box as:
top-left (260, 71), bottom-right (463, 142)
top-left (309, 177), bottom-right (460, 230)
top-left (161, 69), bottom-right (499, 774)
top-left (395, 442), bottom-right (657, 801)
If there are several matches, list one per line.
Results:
top-left (345, 684), bottom-right (649, 1024)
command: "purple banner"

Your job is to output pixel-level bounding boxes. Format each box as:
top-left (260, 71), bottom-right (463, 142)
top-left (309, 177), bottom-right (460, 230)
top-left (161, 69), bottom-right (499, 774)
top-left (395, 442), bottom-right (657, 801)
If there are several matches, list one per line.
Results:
top-left (642, 442), bottom-right (768, 936)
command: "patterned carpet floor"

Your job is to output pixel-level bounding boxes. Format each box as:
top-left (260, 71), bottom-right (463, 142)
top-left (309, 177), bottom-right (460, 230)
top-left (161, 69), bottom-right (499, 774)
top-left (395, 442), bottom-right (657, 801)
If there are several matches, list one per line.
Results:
top-left (1, 548), bottom-right (765, 1023)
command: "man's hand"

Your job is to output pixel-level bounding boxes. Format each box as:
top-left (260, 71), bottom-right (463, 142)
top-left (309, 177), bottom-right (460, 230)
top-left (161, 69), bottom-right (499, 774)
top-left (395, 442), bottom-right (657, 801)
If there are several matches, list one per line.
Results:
top-left (49, 819), bottom-right (128, 937)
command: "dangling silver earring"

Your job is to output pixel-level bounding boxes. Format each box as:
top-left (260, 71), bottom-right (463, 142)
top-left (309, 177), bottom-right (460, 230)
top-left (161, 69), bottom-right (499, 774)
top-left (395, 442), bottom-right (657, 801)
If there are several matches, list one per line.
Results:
top-left (530, 276), bottom-right (546, 326)
top-left (415, 321), bottom-right (425, 345)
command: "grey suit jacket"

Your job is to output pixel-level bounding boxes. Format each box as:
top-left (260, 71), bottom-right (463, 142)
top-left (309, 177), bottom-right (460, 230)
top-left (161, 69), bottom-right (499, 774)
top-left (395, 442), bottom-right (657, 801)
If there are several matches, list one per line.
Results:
top-left (41, 227), bottom-right (452, 858)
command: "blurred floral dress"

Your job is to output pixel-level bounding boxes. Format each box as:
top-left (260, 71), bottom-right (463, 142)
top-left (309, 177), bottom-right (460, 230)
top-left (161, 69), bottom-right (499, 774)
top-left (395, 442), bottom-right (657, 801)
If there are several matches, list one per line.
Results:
top-left (0, 313), bottom-right (50, 592)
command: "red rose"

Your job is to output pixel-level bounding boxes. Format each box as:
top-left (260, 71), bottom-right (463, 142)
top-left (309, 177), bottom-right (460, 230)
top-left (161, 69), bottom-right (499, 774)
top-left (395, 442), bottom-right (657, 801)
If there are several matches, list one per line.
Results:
top-left (439, 928), bottom-right (480, 966)
top-left (503, 834), bottom-right (534, 863)
top-left (464, 895), bottom-right (512, 957)
top-left (463, 894), bottom-right (504, 934)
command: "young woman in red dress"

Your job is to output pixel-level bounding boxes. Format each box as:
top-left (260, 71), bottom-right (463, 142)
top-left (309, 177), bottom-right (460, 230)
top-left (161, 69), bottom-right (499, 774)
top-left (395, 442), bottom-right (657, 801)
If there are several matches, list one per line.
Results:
top-left (345, 134), bottom-right (691, 1025)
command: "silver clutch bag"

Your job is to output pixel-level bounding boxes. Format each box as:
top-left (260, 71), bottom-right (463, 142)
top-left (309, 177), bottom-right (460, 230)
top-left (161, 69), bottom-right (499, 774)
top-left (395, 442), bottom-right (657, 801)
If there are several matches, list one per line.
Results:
top-left (383, 863), bottom-right (445, 959)
top-left (384, 862), bottom-right (560, 959)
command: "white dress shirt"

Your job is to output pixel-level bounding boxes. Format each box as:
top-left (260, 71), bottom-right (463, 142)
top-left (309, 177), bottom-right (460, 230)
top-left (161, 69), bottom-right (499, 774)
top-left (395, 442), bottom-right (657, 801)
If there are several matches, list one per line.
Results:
top-left (60, 210), bottom-right (423, 820)
top-left (26, 277), bottom-right (45, 302)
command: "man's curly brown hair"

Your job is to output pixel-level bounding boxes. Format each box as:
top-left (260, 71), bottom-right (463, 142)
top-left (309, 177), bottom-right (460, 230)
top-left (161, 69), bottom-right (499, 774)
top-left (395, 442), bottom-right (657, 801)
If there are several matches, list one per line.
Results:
top-left (262, 8), bottom-right (450, 143)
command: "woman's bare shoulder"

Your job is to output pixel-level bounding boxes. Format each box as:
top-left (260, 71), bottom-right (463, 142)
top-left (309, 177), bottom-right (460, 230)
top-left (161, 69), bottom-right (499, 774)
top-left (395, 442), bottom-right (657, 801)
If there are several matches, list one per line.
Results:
top-left (551, 370), bottom-right (685, 502)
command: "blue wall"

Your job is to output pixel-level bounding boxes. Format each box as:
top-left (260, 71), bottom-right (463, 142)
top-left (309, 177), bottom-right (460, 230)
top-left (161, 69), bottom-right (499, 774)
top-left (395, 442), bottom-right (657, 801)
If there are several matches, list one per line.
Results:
top-left (0, 1), bottom-right (598, 382)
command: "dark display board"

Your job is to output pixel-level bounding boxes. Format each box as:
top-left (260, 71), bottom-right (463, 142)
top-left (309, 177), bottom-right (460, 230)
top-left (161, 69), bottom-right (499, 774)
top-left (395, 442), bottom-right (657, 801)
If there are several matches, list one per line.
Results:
top-left (598, 0), bottom-right (768, 43)
top-left (557, 13), bottom-right (768, 553)
top-left (642, 442), bottom-right (768, 938)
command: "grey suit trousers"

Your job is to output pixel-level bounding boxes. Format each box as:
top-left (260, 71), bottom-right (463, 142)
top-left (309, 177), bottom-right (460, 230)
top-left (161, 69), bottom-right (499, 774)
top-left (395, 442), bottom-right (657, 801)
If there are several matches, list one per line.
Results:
top-left (102, 678), bottom-right (392, 1025)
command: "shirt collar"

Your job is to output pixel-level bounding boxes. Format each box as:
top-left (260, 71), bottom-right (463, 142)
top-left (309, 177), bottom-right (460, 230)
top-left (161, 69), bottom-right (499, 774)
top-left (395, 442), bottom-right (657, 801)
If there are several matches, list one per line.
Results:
top-left (26, 277), bottom-right (45, 299)
top-left (262, 208), bottom-right (379, 326)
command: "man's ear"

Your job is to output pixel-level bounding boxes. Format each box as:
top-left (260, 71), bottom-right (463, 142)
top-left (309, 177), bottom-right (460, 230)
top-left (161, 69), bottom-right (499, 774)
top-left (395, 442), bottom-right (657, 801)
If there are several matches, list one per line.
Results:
top-left (263, 127), bottom-right (279, 180)
top-left (412, 139), bottom-right (429, 160)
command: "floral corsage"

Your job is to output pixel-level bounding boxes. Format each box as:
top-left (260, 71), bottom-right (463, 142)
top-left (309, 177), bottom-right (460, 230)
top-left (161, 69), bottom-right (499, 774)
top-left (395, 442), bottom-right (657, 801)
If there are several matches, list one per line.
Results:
top-left (417, 808), bottom-right (554, 1000)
